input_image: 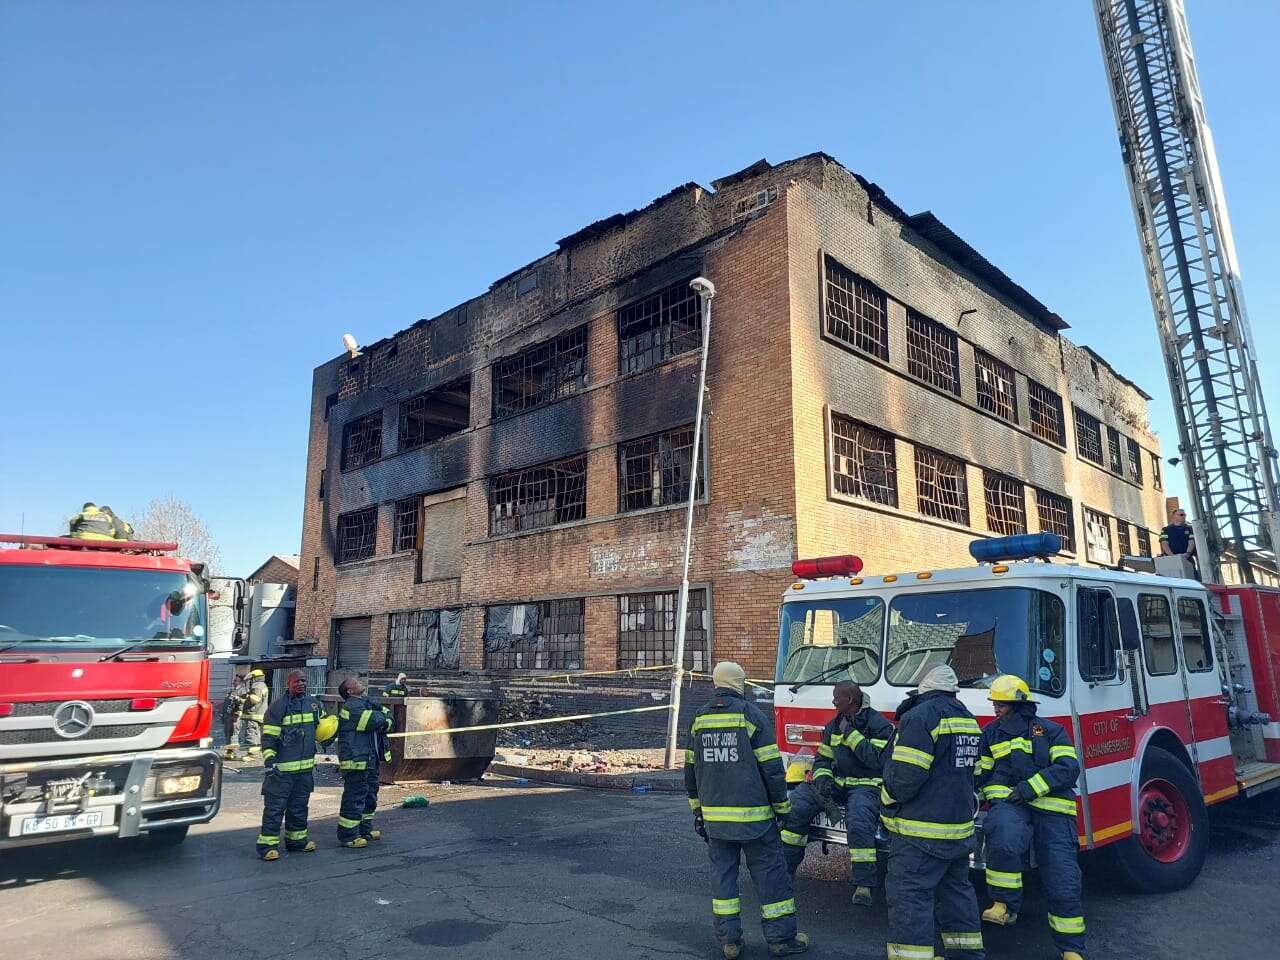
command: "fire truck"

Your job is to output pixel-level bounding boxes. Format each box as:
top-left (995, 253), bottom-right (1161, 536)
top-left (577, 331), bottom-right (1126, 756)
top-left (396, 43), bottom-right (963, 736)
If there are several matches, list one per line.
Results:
top-left (0, 534), bottom-right (222, 849)
top-left (773, 536), bottom-right (1280, 892)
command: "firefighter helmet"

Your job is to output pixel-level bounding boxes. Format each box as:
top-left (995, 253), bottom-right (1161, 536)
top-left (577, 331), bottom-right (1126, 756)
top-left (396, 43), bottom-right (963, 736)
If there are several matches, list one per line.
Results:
top-left (988, 674), bottom-right (1034, 703)
top-left (248, 668), bottom-right (265, 678)
top-left (316, 714), bottom-right (339, 743)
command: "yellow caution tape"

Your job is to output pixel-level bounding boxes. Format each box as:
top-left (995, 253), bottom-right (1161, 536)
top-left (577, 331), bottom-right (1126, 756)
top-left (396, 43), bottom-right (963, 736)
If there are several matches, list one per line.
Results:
top-left (387, 704), bottom-right (672, 739)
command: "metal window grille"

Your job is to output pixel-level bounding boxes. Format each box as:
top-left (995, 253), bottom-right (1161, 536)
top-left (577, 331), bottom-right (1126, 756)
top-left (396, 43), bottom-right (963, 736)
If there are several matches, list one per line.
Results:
top-left (341, 412), bottom-right (383, 471)
top-left (983, 471), bottom-right (1026, 536)
top-left (617, 589), bottom-right (708, 672)
top-left (618, 280), bottom-right (701, 374)
top-left (387, 609), bottom-right (460, 672)
top-left (399, 378), bottom-right (471, 451)
top-left (1136, 527), bottom-right (1154, 558)
top-left (975, 349), bottom-right (1018, 422)
top-left (493, 327), bottom-right (588, 418)
top-left (1117, 522), bottom-right (1132, 557)
top-left (824, 257), bottom-right (889, 361)
top-left (618, 425), bottom-right (703, 513)
top-left (1084, 507), bottom-right (1113, 565)
top-left (393, 497), bottom-right (419, 553)
top-left (1027, 379), bottom-right (1066, 445)
top-left (1107, 426), bottom-right (1124, 475)
top-left (1126, 437), bottom-right (1144, 485)
top-left (1035, 489), bottom-right (1075, 552)
top-left (914, 447), bottom-right (969, 525)
top-left (1074, 407), bottom-right (1104, 466)
top-left (336, 507), bottom-right (377, 563)
top-left (831, 414), bottom-right (898, 506)
top-left (485, 599), bottom-right (585, 670)
top-left (1151, 453), bottom-right (1163, 491)
top-left (489, 454), bottom-right (587, 535)
top-left (905, 310), bottom-right (960, 395)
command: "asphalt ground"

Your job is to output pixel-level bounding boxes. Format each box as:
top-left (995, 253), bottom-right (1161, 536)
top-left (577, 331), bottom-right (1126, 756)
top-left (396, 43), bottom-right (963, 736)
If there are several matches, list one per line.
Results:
top-left (3, 762), bottom-right (1279, 960)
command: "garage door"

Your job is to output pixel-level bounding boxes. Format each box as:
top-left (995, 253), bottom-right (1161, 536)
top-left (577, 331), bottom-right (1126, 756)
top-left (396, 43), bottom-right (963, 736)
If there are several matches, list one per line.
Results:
top-left (333, 616), bottom-right (372, 671)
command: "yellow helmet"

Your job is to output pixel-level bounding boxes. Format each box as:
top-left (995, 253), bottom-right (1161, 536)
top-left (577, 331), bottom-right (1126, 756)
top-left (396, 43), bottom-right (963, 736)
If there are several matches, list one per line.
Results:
top-left (989, 674), bottom-right (1033, 703)
top-left (248, 668), bottom-right (265, 678)
top-left (316, 714), bottom-right (339, 743)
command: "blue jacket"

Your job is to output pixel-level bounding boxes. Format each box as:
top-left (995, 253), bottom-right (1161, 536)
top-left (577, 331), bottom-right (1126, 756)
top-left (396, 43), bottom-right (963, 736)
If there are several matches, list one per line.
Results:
top-left (813, 706), bottom-right (894, 790)
top-left (261, 693), bottom-right (325, 774)
top-left (976, 704), bottom-right (1080, 817)
top-left (336, 693), bottom-right (391, 772)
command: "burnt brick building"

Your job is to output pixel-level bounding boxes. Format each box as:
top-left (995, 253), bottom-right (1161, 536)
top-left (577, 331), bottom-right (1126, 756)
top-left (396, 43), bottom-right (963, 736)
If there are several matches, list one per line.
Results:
top-left (295, 153), bottom-right (1168, 681)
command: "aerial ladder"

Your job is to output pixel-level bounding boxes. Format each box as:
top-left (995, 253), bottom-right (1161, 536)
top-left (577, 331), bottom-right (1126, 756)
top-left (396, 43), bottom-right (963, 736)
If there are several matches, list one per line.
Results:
top-left (1094, 0), bottom-right (1280, 584)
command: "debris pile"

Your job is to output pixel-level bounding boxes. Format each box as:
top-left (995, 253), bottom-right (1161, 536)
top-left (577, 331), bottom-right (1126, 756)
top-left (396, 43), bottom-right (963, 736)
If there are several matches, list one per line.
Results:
top-left (496, 695), bottom-right (588, 748)
top-left (494, 747), bottom-right (667, 775)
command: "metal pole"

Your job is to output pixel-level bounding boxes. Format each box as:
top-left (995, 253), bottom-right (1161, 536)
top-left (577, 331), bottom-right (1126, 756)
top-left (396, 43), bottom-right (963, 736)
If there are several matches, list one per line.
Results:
top-left (664, 277), bottom-right (715, 768)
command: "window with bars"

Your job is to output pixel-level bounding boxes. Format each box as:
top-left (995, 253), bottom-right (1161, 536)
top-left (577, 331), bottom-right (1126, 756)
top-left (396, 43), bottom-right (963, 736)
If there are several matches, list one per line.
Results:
top-left (489, 454), bottom-right (587, 535)
top-left (831, 415), bottom-right (898, 506)
top-left (975, 349), bottom-right (1018, 422)
top-left (336, 507), bottom-right (377, 563)
top-left (618, 280), bottom-right (702, 374)
top-left (393, 497), bottom-right (419, 553)
top-left (1107, 426), bottom-right (1124, 475)
top-left (1027, 379), bottom-right (1066, 445)
top-left (399, 378), bottom-right (471, 451)
top-left (618, 425), bottom-right (703, 513)
top-left (914, 447), bottom-right (969, 525)
top-left (387, 608), bottom-right (461, 672)
top-left (1136, 527), bottom-right (1154, 558)
top-left (1035, 489), bottom-right (1075, 552)
top-left (824, 257), bottom-right (889, 361)
top-left (906, 310), bottom-right (960, 395)
top-left (1125, 437), bottom-right (1144, 485)
top-left (1116, 521), bottom-right (1132, 557)
top-left (983, 471), bottom-right (1026, 536)
top-left (1074, 407), bottom-right (1104, 466)
top-left (617, 589), bottom-right (709, 672)
top-left (341, 412), bottom-right (383, 471)
top-left (1084, 507), bottom-right (1113, 565)
top-left (1151, 453), bottom-right (1163, 490)
top-left (484, 599), bottom-right (585, 670)
top-left (493, 327), bottom-right (588, 419)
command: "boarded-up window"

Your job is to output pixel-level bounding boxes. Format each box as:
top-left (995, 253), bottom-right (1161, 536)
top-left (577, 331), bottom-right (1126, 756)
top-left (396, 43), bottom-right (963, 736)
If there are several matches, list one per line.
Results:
top-left (387, 608), bottom-right (462, 672)
top-left (419, 492), bottom-right (465, 582)
top-left (484, 599), bottom-right (584, 670)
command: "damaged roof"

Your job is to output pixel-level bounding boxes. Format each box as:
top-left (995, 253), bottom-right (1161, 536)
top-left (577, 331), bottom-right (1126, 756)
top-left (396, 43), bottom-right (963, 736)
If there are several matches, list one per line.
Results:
top-left (1083, 345), bottom-right (1153, 400)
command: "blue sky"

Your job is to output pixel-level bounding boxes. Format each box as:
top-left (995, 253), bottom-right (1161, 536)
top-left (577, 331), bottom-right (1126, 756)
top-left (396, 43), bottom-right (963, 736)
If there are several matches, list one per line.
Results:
top-left (2, 1), bottom-right (1276, 576)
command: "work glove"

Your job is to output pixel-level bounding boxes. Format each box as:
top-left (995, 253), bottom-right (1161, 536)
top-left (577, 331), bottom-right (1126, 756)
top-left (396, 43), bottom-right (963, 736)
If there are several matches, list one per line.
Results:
top-left (694, 813), bottom-right (708, 843)
top-left (1006, 787), bottom-right (1027, 805)
top-left (815, 777), bottom-right (843, 823)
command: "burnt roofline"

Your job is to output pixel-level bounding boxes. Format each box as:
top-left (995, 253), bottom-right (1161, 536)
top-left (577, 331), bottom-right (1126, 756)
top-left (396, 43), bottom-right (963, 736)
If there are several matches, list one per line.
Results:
top-left (1083, 345), bottom-right (1153, 400)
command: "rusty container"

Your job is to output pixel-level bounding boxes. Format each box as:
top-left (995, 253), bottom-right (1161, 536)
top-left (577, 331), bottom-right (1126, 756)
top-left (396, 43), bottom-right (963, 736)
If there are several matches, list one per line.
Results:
top-left (383, 693), bottom-right (501, 782)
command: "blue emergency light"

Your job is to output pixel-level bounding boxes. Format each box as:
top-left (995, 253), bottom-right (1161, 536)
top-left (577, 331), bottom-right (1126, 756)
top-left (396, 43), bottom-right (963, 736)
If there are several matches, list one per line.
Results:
top-left (969, 532), bottom-right (1062, 564)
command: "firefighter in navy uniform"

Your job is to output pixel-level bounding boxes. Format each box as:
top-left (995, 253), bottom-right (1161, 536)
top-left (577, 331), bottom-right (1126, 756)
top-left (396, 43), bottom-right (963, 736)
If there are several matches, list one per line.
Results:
top-left (781, 680), bottom-right (893, 905)
top-left (976, 675), bottom-right (1085, 960)
top-left (336, 677), bottom-right (391, 848)
top-left (881, 664), bottom-right (985, 960)
top-left (384, 672), bottom-right (410, 698)
top-left (256, 670), bottom-right (327, 860)
top-left (685, 662), bottom-right (810, 959)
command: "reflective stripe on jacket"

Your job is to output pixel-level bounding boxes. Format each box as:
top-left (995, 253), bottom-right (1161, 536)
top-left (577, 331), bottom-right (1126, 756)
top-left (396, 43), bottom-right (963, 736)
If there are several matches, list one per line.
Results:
top-left (813, 705), bottom-right (894, 789)
top-left (260, 693), bottom-right (325, 772)
top-left (976, 707), bottom-right (1080, 817)
top-left (244, 679), bottom-right (270, 721)
top-left (337, 694), bottom-right (390, 771)
top-left (68, 507), bottom-right (116, 540)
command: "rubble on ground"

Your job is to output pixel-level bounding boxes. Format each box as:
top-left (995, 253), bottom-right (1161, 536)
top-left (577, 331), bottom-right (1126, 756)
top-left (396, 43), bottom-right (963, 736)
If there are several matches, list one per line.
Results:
top-left (494, 747), bottom-right (667, 774)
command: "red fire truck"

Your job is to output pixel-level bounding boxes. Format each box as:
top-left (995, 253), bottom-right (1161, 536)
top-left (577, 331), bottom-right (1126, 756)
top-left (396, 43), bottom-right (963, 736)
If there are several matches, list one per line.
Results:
top-left (0, 534), bottom-right (222, 849)
top-left (773, 535), bottom-right (1280, 892)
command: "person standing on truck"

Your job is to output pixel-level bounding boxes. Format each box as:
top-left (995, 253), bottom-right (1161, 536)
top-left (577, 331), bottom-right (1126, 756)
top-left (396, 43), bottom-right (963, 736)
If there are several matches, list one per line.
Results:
top-left (975, 675), bottom-right (1085, 960)
top-left (881, 664), bottom-right (985, 960)
top-left (67, 503), bottom-right (116, 540)
top-left (685, 661), bottom-right (810, 959)
top-left (780, 681), bottom-right (893, 907)
top-left (256, 669), bottom-right (325, 861)
top-left (238, 668), bottom-right (270, 759)
top-left (336, 677), bottom-right (392, 848)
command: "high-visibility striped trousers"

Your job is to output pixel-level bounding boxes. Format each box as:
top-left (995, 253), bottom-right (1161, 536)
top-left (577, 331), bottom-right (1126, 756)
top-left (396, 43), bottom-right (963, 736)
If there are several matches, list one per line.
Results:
top-left (885, 836), bottom-right (985, 959)
top-left (707, 824), bottom-right (798, 947)
top-left (337, 767), bottom-right (380, 842)
top-left (781, 782), bottom-right (881, 887)
top-left (256, 770), bottom-right (313, 857)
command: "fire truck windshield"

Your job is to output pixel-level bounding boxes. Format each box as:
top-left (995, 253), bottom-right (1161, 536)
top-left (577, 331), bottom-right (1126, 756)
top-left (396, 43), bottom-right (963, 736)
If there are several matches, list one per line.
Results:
top-left (885, 587), bottom-right (1065, 697)
top-left (0, 566), bottom-right (206, 651)
top-left (776, 596), bottom-right (884, 686)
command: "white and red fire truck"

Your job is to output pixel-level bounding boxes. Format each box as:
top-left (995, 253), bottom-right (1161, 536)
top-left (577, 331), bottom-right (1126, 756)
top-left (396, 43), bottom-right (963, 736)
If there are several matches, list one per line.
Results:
top-left (773, 535), bottom-right (1280, 892)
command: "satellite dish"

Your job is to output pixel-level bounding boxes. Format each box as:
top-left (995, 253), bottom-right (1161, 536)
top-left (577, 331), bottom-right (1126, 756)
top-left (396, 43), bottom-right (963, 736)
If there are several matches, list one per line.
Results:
top-left (342, 334), bottom-right (361, 358)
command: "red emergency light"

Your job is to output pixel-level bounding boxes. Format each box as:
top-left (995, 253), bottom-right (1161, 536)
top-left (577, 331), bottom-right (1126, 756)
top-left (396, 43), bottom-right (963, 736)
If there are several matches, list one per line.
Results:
top-left (791, 555), bottom-right (863, 579)
top-left (0, 533), bottom-right (179, 553)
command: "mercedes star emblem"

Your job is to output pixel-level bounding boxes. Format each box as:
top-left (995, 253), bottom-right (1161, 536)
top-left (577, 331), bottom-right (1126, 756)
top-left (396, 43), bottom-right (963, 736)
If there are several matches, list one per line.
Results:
top-left (52, 700), bottom-right (95, 739)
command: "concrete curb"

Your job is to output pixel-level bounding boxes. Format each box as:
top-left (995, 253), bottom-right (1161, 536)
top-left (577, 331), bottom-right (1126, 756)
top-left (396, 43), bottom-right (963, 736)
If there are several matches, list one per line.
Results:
top-left (488, 762), bottom-right (684, 793)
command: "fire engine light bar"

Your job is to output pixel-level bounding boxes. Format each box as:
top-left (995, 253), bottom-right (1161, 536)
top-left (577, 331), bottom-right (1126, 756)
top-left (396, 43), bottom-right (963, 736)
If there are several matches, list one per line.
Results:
top-left (791, 555), bottom-right (863, 579)
top-left (970, 533), bottom-right (1062, 564)
top-left (0, 533), bottom-right (179, 552)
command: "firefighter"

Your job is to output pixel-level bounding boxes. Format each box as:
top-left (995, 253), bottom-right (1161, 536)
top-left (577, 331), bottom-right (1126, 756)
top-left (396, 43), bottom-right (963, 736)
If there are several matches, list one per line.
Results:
top-left (256, 669), bottom-right (325, 860)
top-left (881, 664), bottom-right (985, 960)
top-left (384, 672), bottom-right (410, 697)
top-left (222, 672), bottom-right (248, 758)
top-left (976, 675), bottom-right (1085, 960)
top-left (67, 503), bottom-right (116, 540)
top-left (780, 680), bottom-right (893, 906)
top-left (238, 668), bottom-right (270, 759)
top-left (100, 506), bottom-right (134, 540)
top-left (336, 677), bottom-right (391, 848)
top-left (685, 661), bottom-right (810, 959)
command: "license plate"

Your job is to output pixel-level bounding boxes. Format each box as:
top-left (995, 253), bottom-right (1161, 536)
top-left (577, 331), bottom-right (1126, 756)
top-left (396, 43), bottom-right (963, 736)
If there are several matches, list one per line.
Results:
top-left (16, 810), bottom-right (109, 837)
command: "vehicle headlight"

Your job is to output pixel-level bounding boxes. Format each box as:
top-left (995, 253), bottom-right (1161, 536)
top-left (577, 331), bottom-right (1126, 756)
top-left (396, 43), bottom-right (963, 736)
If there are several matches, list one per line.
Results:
top-left (157, 766), bottom-right (205, 797)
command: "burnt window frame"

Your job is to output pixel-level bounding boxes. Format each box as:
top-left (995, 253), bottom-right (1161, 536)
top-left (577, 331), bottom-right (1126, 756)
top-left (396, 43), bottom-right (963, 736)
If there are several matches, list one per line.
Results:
top-left (1083, 506), bottom-right (1114, 565)
top-left (1116, 520), bottom-right (1133, 558)
top-left (492, 326), bottom-right (589, 420)
top-left (393, 497), bottom-right (420, 554)
top-left (483, 598), bottom-right (586, 671)
top-left (398, 377), bottom-right (472, 453)
top-left (1034, 488), bottom-right (1075, 553)
top-left (617, 588), bottom-right (710, 672)
top-left (387, 608), bottom-right (462, 673)
top-left (340, 411), bottom-right (384, 472)
top-left (1106, 425), bottom-right (1125, 475)
top-left (617, 279), bottom-right (702, 375)
top-left (974, 349), bottom-right (1019, 423)
top-left (618, 424), bottom-right (705, 514)
top-left (1151, 453), bottom-right (1163, 491)
top-left (905, 309), bottom-right (960, 395)
top-left (830, 413), bottom-right (898, 507)
top-left (982, 470), bottom-right (1027, 536)
top-left (488, 454), bottom-right (588, 536)
top-left (336, 506), bottom-right (378, 564)
top-left (913, 445), bottom-right (969, 526)
top-left (1074, 407), bottom-right (1105, 467)
top-left (822, 256), bottom-right (890, 362)
top-left (1126, 437), bottom-right (1144, 485)
top-left (1136, 526), bottom-right (1154, 558)
top-left (1027, 378), bottom-right (1066, 445)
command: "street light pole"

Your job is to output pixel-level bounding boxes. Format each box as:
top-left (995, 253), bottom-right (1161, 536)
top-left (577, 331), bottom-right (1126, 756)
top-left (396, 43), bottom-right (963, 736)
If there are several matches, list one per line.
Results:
top-left (664, 276), bottom-right (715, 768)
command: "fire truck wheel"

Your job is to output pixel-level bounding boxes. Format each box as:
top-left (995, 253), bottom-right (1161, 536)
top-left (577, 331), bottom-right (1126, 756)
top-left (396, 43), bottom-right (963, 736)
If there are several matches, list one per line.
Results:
top-left (143, 825), bottom-right (189, 847)
top-left (1108, 746), bottom-right (1207, 893)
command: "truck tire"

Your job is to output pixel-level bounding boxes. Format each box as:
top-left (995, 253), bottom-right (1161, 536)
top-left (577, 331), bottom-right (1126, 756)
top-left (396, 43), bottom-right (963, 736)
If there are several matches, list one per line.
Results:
top-left (1107, 746), bottom-right (1207, 893)
top-left (144, 825), bottom-right (189, 847)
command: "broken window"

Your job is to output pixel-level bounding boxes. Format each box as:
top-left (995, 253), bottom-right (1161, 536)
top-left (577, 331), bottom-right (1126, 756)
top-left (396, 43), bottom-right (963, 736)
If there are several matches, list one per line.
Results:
top-left (336, 507), bottom-right (377, 563)
top-left (484, 599), bottom-right (585, 671)
top-left (975, 349), bottom-right (1018, 423)
top-left (617, 589), bottom-right (709, 672)
top-left (1034, 489), bottom-right (1075, 552)
top-left (1126, 437), bottom-right (1144, 485)
top-left (831, 415), bottom-right (898, 507)
top-left (983, 471), bottom-right (1026, 536)
top-left (1107, 425), bottom-right (1124, 475)
top-left (341, 411), bottom-right (383, 471)
top-left (618, 279), bottom-right (702, 374)
top-left (618, 425), bottom-right (703, 513)
top-left (1136, 526), bottom-right (1154, 558)
top-left (399, 377), bottom-right (471, 452)
top-left (489, 454), bottom-right (587, 535)
top-left (1027, 379), bottom-right (1066, 445)
top-left (1074, 407), bottom-right (1104, 466)
top-left (914, 446), bottom-right (969, 526)
top-left (1116, 522), bottom-right (1133, 558)
top-left (387, 608), bottom-right (462, 672)
top-left (393, 497), bottom-right (419, 553)
top-left (493, 327), bottom-right (588, 419)
top-left (824, 257), bottom-right (889, 361)
top-left (1084, 507), bottom-right (1113, 565)
top-left (906, 310), bottom-right (960, 395)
